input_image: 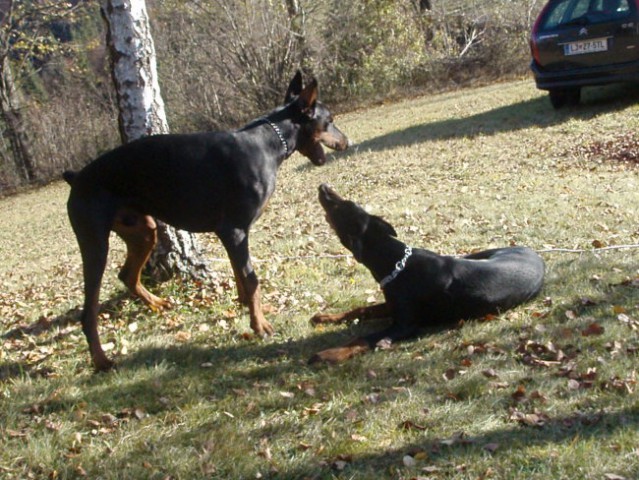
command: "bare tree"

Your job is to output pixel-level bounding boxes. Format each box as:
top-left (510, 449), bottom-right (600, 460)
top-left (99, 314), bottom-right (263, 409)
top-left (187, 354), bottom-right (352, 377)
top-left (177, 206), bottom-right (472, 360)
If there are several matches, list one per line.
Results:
top-left (284, 0), bottom-right (306, 65)
top-left (101, 0), bottom-right (208, 281)
top-left (0, 54), bottom-right (35, 182)
top-left (0, 1), bottom-right (39, 183)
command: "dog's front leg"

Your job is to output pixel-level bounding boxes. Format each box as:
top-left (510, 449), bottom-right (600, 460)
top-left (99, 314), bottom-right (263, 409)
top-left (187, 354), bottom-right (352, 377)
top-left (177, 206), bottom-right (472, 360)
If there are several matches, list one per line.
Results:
top-left (309, 300), bottom-right (419, 364)
top-left (219, 227), bottom-right (274, 337)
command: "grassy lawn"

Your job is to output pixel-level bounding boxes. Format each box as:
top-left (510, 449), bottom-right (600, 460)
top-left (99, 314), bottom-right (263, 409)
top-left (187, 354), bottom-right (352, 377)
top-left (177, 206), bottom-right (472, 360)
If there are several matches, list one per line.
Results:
top-left (1, 79), bottom-right (639, 479)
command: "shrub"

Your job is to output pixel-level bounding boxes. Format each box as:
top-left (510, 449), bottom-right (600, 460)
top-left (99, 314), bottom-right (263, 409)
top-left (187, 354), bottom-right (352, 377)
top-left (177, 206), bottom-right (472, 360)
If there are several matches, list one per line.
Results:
top-left (0, 0), bottom-right (543, 191)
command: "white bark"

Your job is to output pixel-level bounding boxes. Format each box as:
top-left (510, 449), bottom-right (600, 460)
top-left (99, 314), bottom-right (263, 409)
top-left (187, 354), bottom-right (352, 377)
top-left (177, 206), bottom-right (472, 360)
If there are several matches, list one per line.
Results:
top-left (101, 0), bottom-right (209, 280)
top-left (101, 0), bottom-right (168, 141)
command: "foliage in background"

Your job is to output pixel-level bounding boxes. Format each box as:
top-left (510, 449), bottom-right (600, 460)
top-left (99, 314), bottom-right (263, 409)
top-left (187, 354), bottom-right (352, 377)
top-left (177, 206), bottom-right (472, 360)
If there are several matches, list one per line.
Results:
top-left (0, 0), bottom-right (542, 193)
top-left (0, 0), bottom-right (117, 189)
top-left (317, 0), bottom-right (426, 100)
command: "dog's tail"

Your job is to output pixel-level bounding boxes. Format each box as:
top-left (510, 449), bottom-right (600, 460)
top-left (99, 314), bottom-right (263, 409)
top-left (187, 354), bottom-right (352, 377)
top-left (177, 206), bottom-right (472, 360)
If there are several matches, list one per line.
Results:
top-left (62, 170), bottom-right (76, 185)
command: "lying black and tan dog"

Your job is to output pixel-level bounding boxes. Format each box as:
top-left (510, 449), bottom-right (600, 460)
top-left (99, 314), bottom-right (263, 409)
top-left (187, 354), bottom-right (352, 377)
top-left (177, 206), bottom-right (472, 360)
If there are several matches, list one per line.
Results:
top-left (309, 184), bottom-right (545, 364)
top-left (64, 72), bottom-right (349, 371)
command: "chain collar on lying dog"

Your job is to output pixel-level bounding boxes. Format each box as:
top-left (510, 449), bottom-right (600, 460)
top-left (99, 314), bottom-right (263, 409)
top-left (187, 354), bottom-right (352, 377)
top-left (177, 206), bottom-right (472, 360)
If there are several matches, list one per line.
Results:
top-left (263, 118), bottom-right (290, 158)
top-left (379, 246), bottom-right (413, 289)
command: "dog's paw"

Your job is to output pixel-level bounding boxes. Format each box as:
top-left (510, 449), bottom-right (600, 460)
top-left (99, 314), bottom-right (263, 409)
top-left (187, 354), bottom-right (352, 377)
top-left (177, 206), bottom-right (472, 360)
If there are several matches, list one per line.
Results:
top-left (308, 349), bottom-right (341, 365)
top-left (308, 340), bottom-right (370, 365)
top-left (251, 318), bottom-right (275, 338)
top-left (310, 313), bottom-right (344, 325)
top-left (310, 313), bottom-right (326, 325)
top-left (93, 356), bottom-right (116, 373)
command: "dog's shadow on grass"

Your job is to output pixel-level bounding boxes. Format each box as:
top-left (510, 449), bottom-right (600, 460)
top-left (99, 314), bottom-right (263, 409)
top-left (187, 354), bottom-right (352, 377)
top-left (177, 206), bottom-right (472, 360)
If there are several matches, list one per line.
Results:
top-left (13, 314), bottom-right (410, 416)
top-left (114, 315), bottom-right (409, 373)
top-left (0, 293), bottom-right (131, 381)
top-left (0, 285), bottom-right (394, 384)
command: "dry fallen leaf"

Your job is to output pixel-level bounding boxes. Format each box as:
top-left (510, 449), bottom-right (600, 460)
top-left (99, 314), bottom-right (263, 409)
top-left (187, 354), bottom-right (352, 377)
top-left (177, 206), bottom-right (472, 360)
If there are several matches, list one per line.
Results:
top-left (567, 379), bottom-right (581, 390)
top-left (422, 465), bottom-right (441, 474)
top-left (565, 310), bottom-right (577, 320)
top-left (483, 442), bottom-right (499, 453)
top-left (508, 408), bottom-right (549, 427)
top-left (511, 385), bottom-right (527, 403)
top-left (439, 431), bottom-right (473, 447)
top-left (582, 322), bottom-right (604, 336)
top-left (413, 451), bottom-right (428, 461)
top-left (174, 331), bottom-right (191, 342)
top-left (402, 455), bottom-right (416, 467)
top-left (333, 460), bottom-right (348, 471)
top-left (400, 420), bottom-right (427, 431)
top-left (482, 368), bottom-right (498, 378)
top-left (443, 368), bottom-right (458, 381)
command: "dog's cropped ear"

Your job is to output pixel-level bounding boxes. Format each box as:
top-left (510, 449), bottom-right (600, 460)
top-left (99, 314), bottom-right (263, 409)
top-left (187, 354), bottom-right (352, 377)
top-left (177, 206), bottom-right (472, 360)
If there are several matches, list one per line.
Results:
top-left (370, 215), bottom-right (398, 238)
top-left (297, 78), bottom-right (318, 116)
top-left (285, 70), bottom-right (303, 103)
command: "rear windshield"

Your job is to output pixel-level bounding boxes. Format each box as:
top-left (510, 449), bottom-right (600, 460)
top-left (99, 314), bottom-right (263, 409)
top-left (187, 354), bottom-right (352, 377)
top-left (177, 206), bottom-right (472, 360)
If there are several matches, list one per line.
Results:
top-left (539, 0), bottom-right (632, 30)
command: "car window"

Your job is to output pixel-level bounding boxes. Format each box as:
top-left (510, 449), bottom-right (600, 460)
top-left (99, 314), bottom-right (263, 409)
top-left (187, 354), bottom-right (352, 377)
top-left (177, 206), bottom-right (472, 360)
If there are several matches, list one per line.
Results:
top-left (591, 0), bottom-right (630, 16)
top-left (572, 0), bottom-right (590, 18)
top-left (541, 0), bottom-right (573, 29)
top-left (539, 0), bottom-right (631, 30)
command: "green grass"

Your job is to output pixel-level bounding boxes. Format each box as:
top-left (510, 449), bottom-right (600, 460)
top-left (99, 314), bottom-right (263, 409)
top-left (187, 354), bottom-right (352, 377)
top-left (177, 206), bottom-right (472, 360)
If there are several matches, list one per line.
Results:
top-left (2, 79), bottom-right (639, 479)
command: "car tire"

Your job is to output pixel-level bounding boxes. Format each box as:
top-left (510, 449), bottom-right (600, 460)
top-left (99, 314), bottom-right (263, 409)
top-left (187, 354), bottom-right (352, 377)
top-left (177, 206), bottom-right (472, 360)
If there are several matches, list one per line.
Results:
top-left (549, 88), bottom-right (581, 109)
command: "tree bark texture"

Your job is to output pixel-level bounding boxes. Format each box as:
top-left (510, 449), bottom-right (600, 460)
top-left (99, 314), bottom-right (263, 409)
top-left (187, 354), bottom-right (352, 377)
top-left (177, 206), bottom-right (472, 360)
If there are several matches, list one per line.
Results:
top-left (284, 0), bottom-right (307, 69)
top-left (0, 54), bottom-right (37, 182)
top-left (101, 0), bottom-right (209, 281)
top-left (101, 0), bottom-right (169, 141)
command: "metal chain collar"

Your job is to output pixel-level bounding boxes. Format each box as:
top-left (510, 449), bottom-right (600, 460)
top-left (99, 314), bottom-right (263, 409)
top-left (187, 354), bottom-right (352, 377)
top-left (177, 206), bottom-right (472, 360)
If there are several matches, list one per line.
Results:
top-left (379, 246), bottom-right (413, 289)
top-left (263, 118), bottom-right (290, 157)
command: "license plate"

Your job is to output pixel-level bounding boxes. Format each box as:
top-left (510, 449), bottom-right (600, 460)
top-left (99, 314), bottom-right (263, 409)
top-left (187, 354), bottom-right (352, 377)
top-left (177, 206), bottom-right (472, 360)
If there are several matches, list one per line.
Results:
top-left (563, 38), bottom-right (608, 55)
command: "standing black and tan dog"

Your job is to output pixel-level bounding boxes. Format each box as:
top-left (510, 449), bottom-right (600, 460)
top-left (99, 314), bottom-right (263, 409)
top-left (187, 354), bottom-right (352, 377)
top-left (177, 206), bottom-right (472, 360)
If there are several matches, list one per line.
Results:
top-left (310, 184), bottom-right (544, 364)
top-left (64, 72), bottom-right (349, 371)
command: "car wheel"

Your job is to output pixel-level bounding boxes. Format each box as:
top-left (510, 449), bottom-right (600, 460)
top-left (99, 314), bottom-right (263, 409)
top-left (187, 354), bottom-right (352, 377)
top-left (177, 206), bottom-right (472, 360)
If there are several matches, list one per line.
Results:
top-left (549, 88), bottom-right (580, 109)
top-left (565, 87), bottom-right (581, 106)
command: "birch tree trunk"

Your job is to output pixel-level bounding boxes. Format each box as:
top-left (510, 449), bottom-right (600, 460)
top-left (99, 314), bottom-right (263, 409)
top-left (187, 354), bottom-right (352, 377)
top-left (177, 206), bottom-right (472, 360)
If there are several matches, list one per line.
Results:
top-left (101, 0), bottom-right (209, 281)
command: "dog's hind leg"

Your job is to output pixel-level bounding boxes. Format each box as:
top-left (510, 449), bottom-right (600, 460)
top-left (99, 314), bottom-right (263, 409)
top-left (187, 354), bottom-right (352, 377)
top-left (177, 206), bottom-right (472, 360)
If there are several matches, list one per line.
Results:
top-left (68, 197), bottom-right (116, 371)
top-left (311, 303), bottom-right (390, 325)
top-left (112, 210), bottom-right (170, 310)
top-left (78, 234), bottom-right (114, 371)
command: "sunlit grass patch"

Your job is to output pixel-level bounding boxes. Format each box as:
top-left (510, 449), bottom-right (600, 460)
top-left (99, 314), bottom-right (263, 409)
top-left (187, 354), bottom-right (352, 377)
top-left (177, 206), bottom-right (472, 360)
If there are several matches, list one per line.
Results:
top-left (1, 80), bottom-right (639, 479)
